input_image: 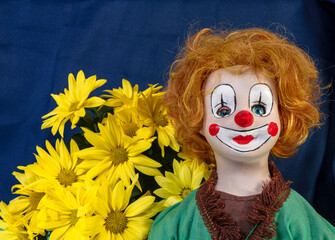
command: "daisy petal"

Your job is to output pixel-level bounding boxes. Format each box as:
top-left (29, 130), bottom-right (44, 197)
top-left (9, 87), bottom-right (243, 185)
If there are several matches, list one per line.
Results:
top-left (130, 155), bottom-right (161, 168)
top-left (124, 196), bottom-right (155, 217)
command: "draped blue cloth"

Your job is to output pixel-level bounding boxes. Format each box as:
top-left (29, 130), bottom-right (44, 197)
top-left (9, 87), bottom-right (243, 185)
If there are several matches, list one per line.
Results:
top-left (0, 0), bottom-right (334, 225)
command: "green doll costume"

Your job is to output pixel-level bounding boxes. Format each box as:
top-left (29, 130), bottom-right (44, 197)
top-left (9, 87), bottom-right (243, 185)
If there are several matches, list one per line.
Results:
top-left (148, 162), bottom-right (335, 240)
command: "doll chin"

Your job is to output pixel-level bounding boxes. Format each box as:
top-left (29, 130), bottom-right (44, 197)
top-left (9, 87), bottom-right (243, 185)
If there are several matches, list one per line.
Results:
top-left (214, 147), bottom-right (271, 164)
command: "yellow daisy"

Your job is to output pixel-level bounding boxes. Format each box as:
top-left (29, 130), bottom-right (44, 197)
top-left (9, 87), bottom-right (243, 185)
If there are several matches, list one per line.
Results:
top-left (141, 83), bottom-right (163, 98)
top-left (102, 79), bottom-right (139, 111)
top-left (10, 168), bottom-right (45, 236)
top-left (37, 181), bottom-right (97, 240)
top-left (102, 79), bottom-right (163, 112)
top-left (77, 113), bottom-right (162, 188)
top-left (82, 177), bottom-right (159, 240)
top-left (177, 152), bottom-right (214, 180)
top-left (154, 159), bottom-right (206, 207)
top-left (0, 201), bottom-right (35, 240)
top-left (137, 87), bottom-right (180, 157)
top-left (11, 167), bottom-right (41, 213)
top-left (23, 139), bottom-right (87, 190)
top-left (113, 108), bottom-right (155, 141)
top-left (42, 70), bottom-right (106, 137)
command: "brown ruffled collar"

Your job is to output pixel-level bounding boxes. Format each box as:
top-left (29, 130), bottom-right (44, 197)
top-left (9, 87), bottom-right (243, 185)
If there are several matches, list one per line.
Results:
top-left (196, 161), bottom-right (291, 240)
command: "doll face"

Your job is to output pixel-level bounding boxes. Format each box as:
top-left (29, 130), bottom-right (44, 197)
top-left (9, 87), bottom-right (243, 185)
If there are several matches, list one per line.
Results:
top-left (201, 68), bottom-right (280, 163)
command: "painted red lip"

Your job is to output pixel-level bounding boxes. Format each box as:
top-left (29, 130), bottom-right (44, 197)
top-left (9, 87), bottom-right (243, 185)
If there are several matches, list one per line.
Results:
top-left (233, 135), bottom-right (254, 145)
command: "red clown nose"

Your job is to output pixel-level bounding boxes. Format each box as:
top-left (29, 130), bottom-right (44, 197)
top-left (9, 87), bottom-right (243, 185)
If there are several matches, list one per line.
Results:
top-left (234, 110), bottom-right (254, 127)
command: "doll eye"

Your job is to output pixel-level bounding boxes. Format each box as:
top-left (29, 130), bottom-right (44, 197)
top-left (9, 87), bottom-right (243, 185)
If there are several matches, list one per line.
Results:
top-left (252, 104), bottom-right (266, 116)
top-left (249, 83), bottom-right (273, 117)
top-left (211, 84), bottom-right (236, 118)
top-left (217, 106), bottom-right (232, 117)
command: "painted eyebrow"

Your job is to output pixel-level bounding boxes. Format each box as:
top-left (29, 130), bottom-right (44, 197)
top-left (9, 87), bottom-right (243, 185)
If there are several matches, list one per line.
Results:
top-left (252, 92), bottom-right (267, 106)
top-left (214, 94), bottom-right (227, 108)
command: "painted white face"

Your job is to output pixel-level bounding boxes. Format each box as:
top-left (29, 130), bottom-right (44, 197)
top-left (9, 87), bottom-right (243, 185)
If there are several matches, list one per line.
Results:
top-left (201, 68), bottom-right (280, 163)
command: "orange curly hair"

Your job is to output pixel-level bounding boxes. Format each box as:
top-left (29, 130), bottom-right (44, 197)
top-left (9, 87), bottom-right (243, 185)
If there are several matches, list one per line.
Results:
top-left (164, 28), bottom-right (322, 164)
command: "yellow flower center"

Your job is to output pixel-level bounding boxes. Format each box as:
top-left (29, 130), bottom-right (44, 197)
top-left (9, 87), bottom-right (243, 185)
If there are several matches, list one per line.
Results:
top-left (105, 211), bottom-right (128, 234)
top-left (154, 113), bottom-right (168, 127)
top-left (181, 188), bottom-right (191, 199)
top-left (57, 169), bottom-right (78, 186)
top-left (70, 210), bottom-right (79, 226)
top-left (69, 101), bottom-right (79, 111)
top-left (122, 122), bottom-right (139, 137)
top-left (111, 147), bottom-right (128, 166)
top-left (29, 192), bottom-right (45, 210)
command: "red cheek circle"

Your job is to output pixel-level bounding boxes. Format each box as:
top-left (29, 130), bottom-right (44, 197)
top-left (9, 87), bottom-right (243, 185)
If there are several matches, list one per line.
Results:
top-left (209, 124), bottom-right (220, 136)
top-left (268, 122), bottom-right (279, 137)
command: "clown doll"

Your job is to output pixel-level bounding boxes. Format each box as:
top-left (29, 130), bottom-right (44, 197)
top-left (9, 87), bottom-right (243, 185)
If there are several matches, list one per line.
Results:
top-left (148, 28), bottom-right (335, 239)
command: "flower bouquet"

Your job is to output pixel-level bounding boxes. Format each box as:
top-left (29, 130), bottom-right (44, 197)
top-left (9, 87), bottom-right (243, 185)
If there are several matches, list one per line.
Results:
top-left (0, 71), bottom-right (212, 240)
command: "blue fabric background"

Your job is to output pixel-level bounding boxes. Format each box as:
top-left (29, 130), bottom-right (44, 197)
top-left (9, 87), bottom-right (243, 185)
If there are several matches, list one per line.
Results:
top-left (0, 0), bottom-right (334, 225)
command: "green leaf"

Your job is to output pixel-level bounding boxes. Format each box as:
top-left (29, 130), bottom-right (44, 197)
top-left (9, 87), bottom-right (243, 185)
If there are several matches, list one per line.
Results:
top-left (76, 112), bottom-right (96, 132)
top-left (36, 231), bottom-right (50, 240)
top-left (71, 133), bottom-right (93, 150)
